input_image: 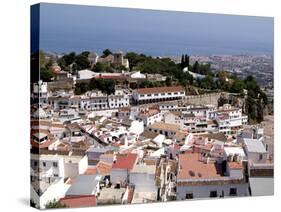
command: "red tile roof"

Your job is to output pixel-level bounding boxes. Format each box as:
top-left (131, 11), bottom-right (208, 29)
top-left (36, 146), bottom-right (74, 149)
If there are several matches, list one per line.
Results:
top-left (84, 167), bottom-right (97, 175)
top-left (138, 108), bottom-right (160, 118)
top-left (97, 161), bottom-right (112, 176)
top-left (228, 162), bottom-right (243, 169)
top-left (136, 86), bottom-right (184, 95)
top-left (59, 195), bottom-right (97, 208)
top-left (178, 153), bottom-right (223, 180)
top-left (30, 139), bottom-right (54, 149)
top-left (112, 153), bottom-right (138, 170)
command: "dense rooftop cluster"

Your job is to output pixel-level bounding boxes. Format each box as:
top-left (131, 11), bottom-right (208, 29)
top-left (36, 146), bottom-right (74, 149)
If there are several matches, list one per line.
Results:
top-left (31, 50), bottom-right (273, 209)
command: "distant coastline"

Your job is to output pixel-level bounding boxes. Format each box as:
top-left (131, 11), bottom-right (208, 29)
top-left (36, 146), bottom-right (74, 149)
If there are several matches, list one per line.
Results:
top-left (40, 49), bottom-right (273, 58)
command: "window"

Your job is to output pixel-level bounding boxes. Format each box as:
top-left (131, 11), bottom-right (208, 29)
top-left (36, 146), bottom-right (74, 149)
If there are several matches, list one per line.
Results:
top-left (229, 188), bottom-right (237, 196)
top-left (43, 162), bottom-right (46, 167)
top-left (209, 191), bottom-right (217, 198)
top-left (154, 93), bottom-right (159, 96)
top-left (259, 154), bottom-right (263, 160)
top-left (186, 193), bottom-right (193, 199)
top-left (147, 94), bottom-right (152, 97)
top-left (53, 162), bottom-right (58, 168)
top-left (34, 161), bottom-right (38, 166)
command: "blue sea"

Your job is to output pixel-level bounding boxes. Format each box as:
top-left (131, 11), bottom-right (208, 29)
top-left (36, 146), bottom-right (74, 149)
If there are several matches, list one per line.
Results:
top-left (35, 3), bottom-right (274, 56)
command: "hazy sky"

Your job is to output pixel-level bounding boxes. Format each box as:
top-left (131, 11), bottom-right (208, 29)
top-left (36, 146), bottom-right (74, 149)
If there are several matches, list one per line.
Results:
top-left (36, 3), bottom-right (274, 55)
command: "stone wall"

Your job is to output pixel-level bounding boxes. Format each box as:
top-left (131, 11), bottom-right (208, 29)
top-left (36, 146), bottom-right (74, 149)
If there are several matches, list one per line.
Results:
top-left (182, 92), bottom-right (225, 106)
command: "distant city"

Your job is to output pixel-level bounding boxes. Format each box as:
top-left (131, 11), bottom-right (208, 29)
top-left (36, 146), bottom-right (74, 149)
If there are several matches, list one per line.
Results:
top-left (172, 54), bottom-right (273, 88)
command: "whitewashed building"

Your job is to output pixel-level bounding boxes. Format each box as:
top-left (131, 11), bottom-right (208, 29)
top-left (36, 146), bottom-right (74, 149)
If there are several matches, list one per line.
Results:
top-left (132, 86), bottom-right (185, 104)
top-left (176, 153), bottom-right (249, 200)
top-left (215, 104), bottom-right (248, 135)
top-left (136, 106), bottom-right (163, 127)
top-left (33, 80), bottom-right (48, 104)
top-left (243, 138), bottom-right (268, 164)
top-left (110, 153), bottom-right (138, 186)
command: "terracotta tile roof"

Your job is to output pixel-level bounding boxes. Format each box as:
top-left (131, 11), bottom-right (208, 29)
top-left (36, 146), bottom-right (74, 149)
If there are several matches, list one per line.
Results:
top-left (119, 107), bottom-right (131, 112)
top-left (144, 158), bottom-right (158, 166)
top-left (59, 195), bottom-right (97, 208)
top-left (148, 122), bottom-right (180, 132)
top-left (138, 108), bottom-right (160, 118)
top-left (112, 153), bottom-right (138, 170)
top-left (200, 133), bottom-right (227, 142)
top-left (30, 139), bottom-right (54, 149)
top-left (96, 161), bottom-right (112, 176)
top-left (140, 130), bottom-right (159, 139)
top-left (84, 167), bottom-right (97, 175)
top-left (136, 86), bottom-right (184, 95)
top-left (175, 131), bottom-right (188, 139)
top-left (178, 153), bottom-right (223, 180)
top-left (228, 162), bottom-right (243, 169)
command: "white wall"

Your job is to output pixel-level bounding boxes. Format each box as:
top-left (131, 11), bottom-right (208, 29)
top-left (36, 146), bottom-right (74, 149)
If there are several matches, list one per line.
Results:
top-left (228, 168), bottom-right (244, 179)
top-left (64, 155), bottom-right (88, 178)
top-left (78, 155), bottom-right (89, 174)
top-left (129, 173), bottom-right (157, 193)
top-left (31, 178), bottom-right (70, 209)
top-left (31, 156), bottom-right (65, 178)
top-left (177, 183), bottom-right (249, 200)
top-left (110, 169), bottom-right (128, 185)
top-left (133, 91), bottom-right (185, 102)
top-left (247, 152), bottom-right (268, 164)
top-left (129, 120), bottom-right (144, 135)
top-left (164, 113), bottom-right (185, 130)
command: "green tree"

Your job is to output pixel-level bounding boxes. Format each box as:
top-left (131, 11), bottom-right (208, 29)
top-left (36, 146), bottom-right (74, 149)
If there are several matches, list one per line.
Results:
top-left (39, 50), bottom-right (47, 70)
top-left (92, 62), bottom-right (111, 72)
top-left (218, 96), bottom-right (229, 107)
top-left (180, 54), bottom-right (185, 69)
top-left (45, 58), bottom-right (54, 70)
top-left (75, 53), bottom-right (90, 70)
top-left (256, 99), bottom-right (264, 122)
top-left (244, 75), bottom-right (259, 98)
top-left (199, 75), bottom-right (214, 89)
top-left (89, 78), bottom-right (115, 95)
top-left (230, 79), bottom-right (244, 94)
top-left (139, 80), bottom-right (152, 88)
top-left (103, 79), bottom-right (116, 95)
top-left (45, 199), bottom-right (67, 209)
top-left (165, 76), bottom-right (172, 86)
top-left (80, 51), bottom-right (90, 57)
top-left (184, 54), bottom-right (190, 67)
top-left (40, 69), bottom-right (54, 82)
top-left (102, 49), bottom-right (112, 57)
top-left (57, 52), bottom-right (76, 70)
top-left (193, 61), bottom-right (199, 73)
top-left (74, 82), bottom-right (89, 95)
